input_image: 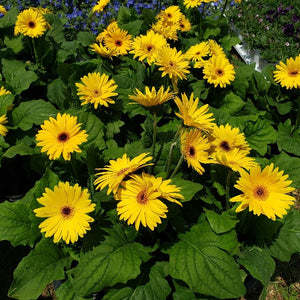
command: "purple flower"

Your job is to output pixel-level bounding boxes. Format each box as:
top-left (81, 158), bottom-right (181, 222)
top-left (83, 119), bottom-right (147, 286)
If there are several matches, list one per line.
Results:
top-left (283, 24), bottom-right (294, 37)
top-left (292, 14), bottom-right (300, 23)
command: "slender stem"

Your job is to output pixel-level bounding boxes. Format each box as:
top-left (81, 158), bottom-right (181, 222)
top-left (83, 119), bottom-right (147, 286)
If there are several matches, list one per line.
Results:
top-left (165, 124), bottom-right (182, 174)
top-left (150, 112), bottom-right (157, 174)
top-left (221, 0), bottom-right (229, 17)
top-left (148, 64), bottom-right (152, 86)
top-left (225, 169), bottom-right (232, 210)
top-left (170, 154), bottom-right (184, 179)
top-left (171, 77), bottom-right (179, 94)
top-left (31, 38), bottom-right (39, 67)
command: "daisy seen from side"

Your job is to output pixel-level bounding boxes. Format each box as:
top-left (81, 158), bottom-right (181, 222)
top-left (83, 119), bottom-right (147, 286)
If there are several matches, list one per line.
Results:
top-left (36, 113), bottom-right (88, 160)
top-left (92, 0), bottom-right (110, 13)
top-left (0, 115), bottom-right (8, 136)
top-left (34, 182), bottom-right (95, 244)
top-left (76, 72), bottom-right (118, 109)
top-left (230, 164), bottom-right (295, 220)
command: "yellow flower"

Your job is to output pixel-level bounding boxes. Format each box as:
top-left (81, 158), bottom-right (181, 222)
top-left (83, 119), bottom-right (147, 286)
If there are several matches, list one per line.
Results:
top-left (230, 164), bottom-right (295, 220)
top-left (203, 55), bottom-right (236, 88)
top-left (210, 123), bottom-right (251, 156)
top-left (184, 0), bottom-right (202, 9)
top-left (92, 0), bottom-right (110, 13)
top-left (94, 153), bottom-right (153, 195)
top-left (181, 128), bottom-right (210, 175)
top-left (36, 113), bottom-right (88, 160)
top-left (174, 92), bottom-right (215, 132)
top-left (116, 173), bottom-right (183, 230)
top-left (90, 42), bottom-right (117, 59)
top-left (152, 19), bottom-right (179, 41)
top-left (31, 7), bottom-right (53, 15)
top-left (208, 39), bottom-right (225, 57)
top-left (76, 72), bottom-right (118, 109)
top-left (131, 30), bottom-right (167, 65)
top-left (14, 8), bottom-right (50, 38)
top-left (178, 15), bottom-right (191, 32)
top-left (0, 115), bottom-right (8, 136)
top-left (212, 148), bottom-right (257, 173)
top-left (158, 6), bottom-right (182, 26)
top-left (185, 42), bottom-right (210, 62)
top-left (0, 5), bottom-right (7, 15)
top-left (129, 86), bottom-right (174, 107)
top-left (96, 21), bottom-right (119, 43)
top-left (273, 55), bottom-right (300, 89)
top-left (0, 86), bottom-right (11, 96)
top-left (104, 27), bottom-right (132, 56)
top-left (34, 182), bottom-right (95, 244)
top-left (155, 46), bottom-right (190, 80)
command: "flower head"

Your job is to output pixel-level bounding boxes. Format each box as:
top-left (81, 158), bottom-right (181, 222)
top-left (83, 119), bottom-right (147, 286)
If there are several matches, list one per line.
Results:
top-left (174, 93), bottom-right (215, 132)
top-left (34, 182), bottom-right (95, 244)
top-left (152, 19), bottom-right (179, 41)
top-left (90, 42), bottom-right (117, 59)
top-left (36, 113), bottom-right (88, 160)
top-left (104, 27), bottom-right (132, 56)
top-left (178, 15), bottom-right (191, 32)
top-left (184, 0), bottom-right (202, 9)
top-left (129, 86), bottom-right (174, 107)
top-left (185, 42), bottom-right (210, 62)
top-left (181, 128), bottom-right (210, 174)
top-left (131, 30), bottom-right (167, 65)
top-left (0, 5), bottom-right (7, 15)
top-left (0, 86), bottom-right (11, 96)
top-left (203, 55), bottom-right (235, 88)
top-left (155, 46), bottom-right (190, 80)
top-left (158, 6), bottom-right (182, 26)
top-left (94, 153), bottom-right (153, 195)
top-left (230, 164), bottom-right (295, 220)
top-left (92, 0), bottom-right (110, 13)
top-left (76, 72), bottom-right (118, 109)
top-left (116, 173), bottom-right (183, 230)
top-left (14, 8), bottom-right (50, 38)
top-left (208, 40), bottom-right (225, 57)
top-left (273, 55), bottom-right (300, 89)
top-left (0, 115), bottom-right (8, 136)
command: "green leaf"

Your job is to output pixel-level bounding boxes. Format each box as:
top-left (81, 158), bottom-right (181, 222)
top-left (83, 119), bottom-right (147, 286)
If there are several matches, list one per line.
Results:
top-left (205, 210), bottom-right (239, 234)
top-left (0, 7), bottom-right (18, 28)
top-left (268, 211), bottom-right (300, 262)
top-left (277, 119), bottom-right (300, 156)
top-left (0, 93), bottom-right (14, 115)
top-left (170, 175), bottom-right (203, 202)
top-left (244, 118), bottom-right (277, 156)
top-left (233, 63), bottom-right (255, 99)
top-left (203, 27), bottom-right (221, 39)
top-left (71, 224), bottom-right (151, 296)
top-left (270, 152), bottom-right (300, 188)
top-left (219, 92), bottom-right (245, 115)
top-left (2, 143), bottom-right (37, 158)
top-left (47, 78), bottom-right (72, 110)
top-left (12, 99), bottom-right (57, 131)
top-left (106, 120), bottom-right (125, 139)
top-left (220, 35), bottom-right (241, 51)
top-left (237, 246), bottom-right (275, 286)
top-left (8, 239), bottom-right (72, 300)
top-left (45, 13), bottom-right (65, 43)
top-left (103, 262), bottom-right (171, 300)
top-left (55, 280), bottom-right (88, 300)
top-left (1, 59), bottom-right (38, 94)
top-left (77, 31), bottom-right (95, 47)
top-left (117, 6), bottom-right (131, 25)
top-left (172, 280), bottom-right (197, 300)
top-left (4, 35), bottom-right (24, 54)
top-left (168, 219), bottom-right (245, 298)
top-left (121, 20), bottom-right (144, 36)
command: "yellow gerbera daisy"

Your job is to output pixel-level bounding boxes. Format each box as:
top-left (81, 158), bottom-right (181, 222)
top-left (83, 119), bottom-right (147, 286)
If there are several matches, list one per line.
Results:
top-left (129, 86), bottom-right (174, 107)
top-left (184, 0), bottom-right (202, 9)
top-left (210, 124), bottom-right (251, 156)
top-left (185, 42), bottom-right (210, 62)
top-left (273, 55), bottom-right (300, 89)
top-left (0, 86), bottom-right (11, 96)
top-left (181, 128), bottom-right (210, 175)
top-left (94, 153), bottom-right (153, 195)
top-left (92, 0), bottom-right (110, 13)
top-left (131, 30), bottom-right (167, 65)
top-left (208, 39), bottom-right (225, 57)
top-left (203, 55), bottom-right (236, 88)
top-left (0, 115), bottom-right (8, 136)
top-left (152, 19), bottom-right (179, 41)
top-left (230, 164), bottom-right (295, 220)
top-left (90, 42), bottom-right (117, 59)
top-left (76, 72), bottom-right (118, 109)
top-left (14, 8), bottom-right (49, 38)
top-left (96, 21), bottom-right (119, 43)
top-left (0, 5), bottom-right (7, 15)
top-left (178, 15), bottom-right (191, 32)
top-left (34, 182), bottom-right (95, 244)
top-left (155, 46), bottom-right (190, 80)
top-left (36, 113), bottom-right (88, 160)
top-left (104, 27), bottom-right (132, 56)
top-left (158, 6), bottom-right (182, 27)
top-left (212, 148), bottom-right (257, 173)
top-left (174, 92), bottom-right (215, 132)
top-left (31, 7), bottom-right (53, 15)
top-left (116, 173), bottom-right (183, 230)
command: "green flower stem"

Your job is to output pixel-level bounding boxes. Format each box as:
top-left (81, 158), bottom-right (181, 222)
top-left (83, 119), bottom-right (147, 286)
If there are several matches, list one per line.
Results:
top-left (225, 169), bottom-right (232, 210)
top-left (171, 77), bottom-right (178, 93)
top-left (150, 111), bottom-right (157, 174)
top-left (165, 124), bottom-right (182, 175)
top-left (31, 38), bottom-right (39, 67)
top-left (221, 0), bottom-right (229, 17)
top-left (170, 154), bottom-right (184, 179)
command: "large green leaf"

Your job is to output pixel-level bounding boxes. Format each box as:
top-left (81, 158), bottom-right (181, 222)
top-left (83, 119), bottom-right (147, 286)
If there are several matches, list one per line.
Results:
top-left (0, 7), bottom-right (18, 28)
top-left (244, 118), bottom-right (277, 156)
top-left (167, 219), bottom-right (244, 299)
top-left (172, 280), bottom-right (197, 300)
top-left (1, 59), bottom-right (38, 94)
top-left (103, 262), bottom-right (171, 300)
top-left (55, 280), bottom-right (89, 300)
top-left (47, 78), bottom-right (72, 110)
top-left (2, 143), bottom-right (38, 158)
top-left (71, 224), bottom-right (151, 296)
top-left (0, 168), bottom-right (59, 247)
top-left (277, 119), bottom-right (300, 156)
top-left (268, 211), bottom-right (300, 262)
top-left (219, 92), bottom-right (245, 115)
top-left (12, 99), bottom-right (57, 131)
top-left (205, 210), bottom-right (239, 234)
top-left (8, 239), bottom-right (72, 300)
top-left (0, 93), bottom-right (14, 115)
top-left (237, 246), bottom-right (275, 286)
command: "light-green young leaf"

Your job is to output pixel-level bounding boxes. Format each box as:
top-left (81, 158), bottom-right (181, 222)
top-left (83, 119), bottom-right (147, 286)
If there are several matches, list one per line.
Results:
top-left (71, 224), bottom-right (151, 297)
top-left (8, 238), bottom-right (72, 300)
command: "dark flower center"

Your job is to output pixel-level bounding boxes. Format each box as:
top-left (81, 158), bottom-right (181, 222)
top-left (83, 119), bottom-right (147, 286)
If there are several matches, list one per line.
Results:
top-left (58, 132), bottom-right (69, 143)
top-left (117, 167), bottom-right (129, 176)
top-left (147, 46), bottom-right (153, 52)
top-left (61, 206), bottom-right (73, 218)
top-left (189, 146), bottom-right (195, 157)
top-left (115, 40), bottom-right (122, 47)
top-left (253, 185), bottom-right (269, 201)
top-left (167, 13), bottom-right (172, 18)
top-left (216, 68), bottom-right (224, 76)
top-left (94, 89), bottom-right (101, 96)
top-left (289, 70), bottom-right (298, 77)
top-left (28, 21), bottom-right (36, 28)
top-left (169, 61), bottom-right (175, 67)
top-left (220, 141), bottom-right (231, 151)
top-left (137, 189), bottom-right (148, 204)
